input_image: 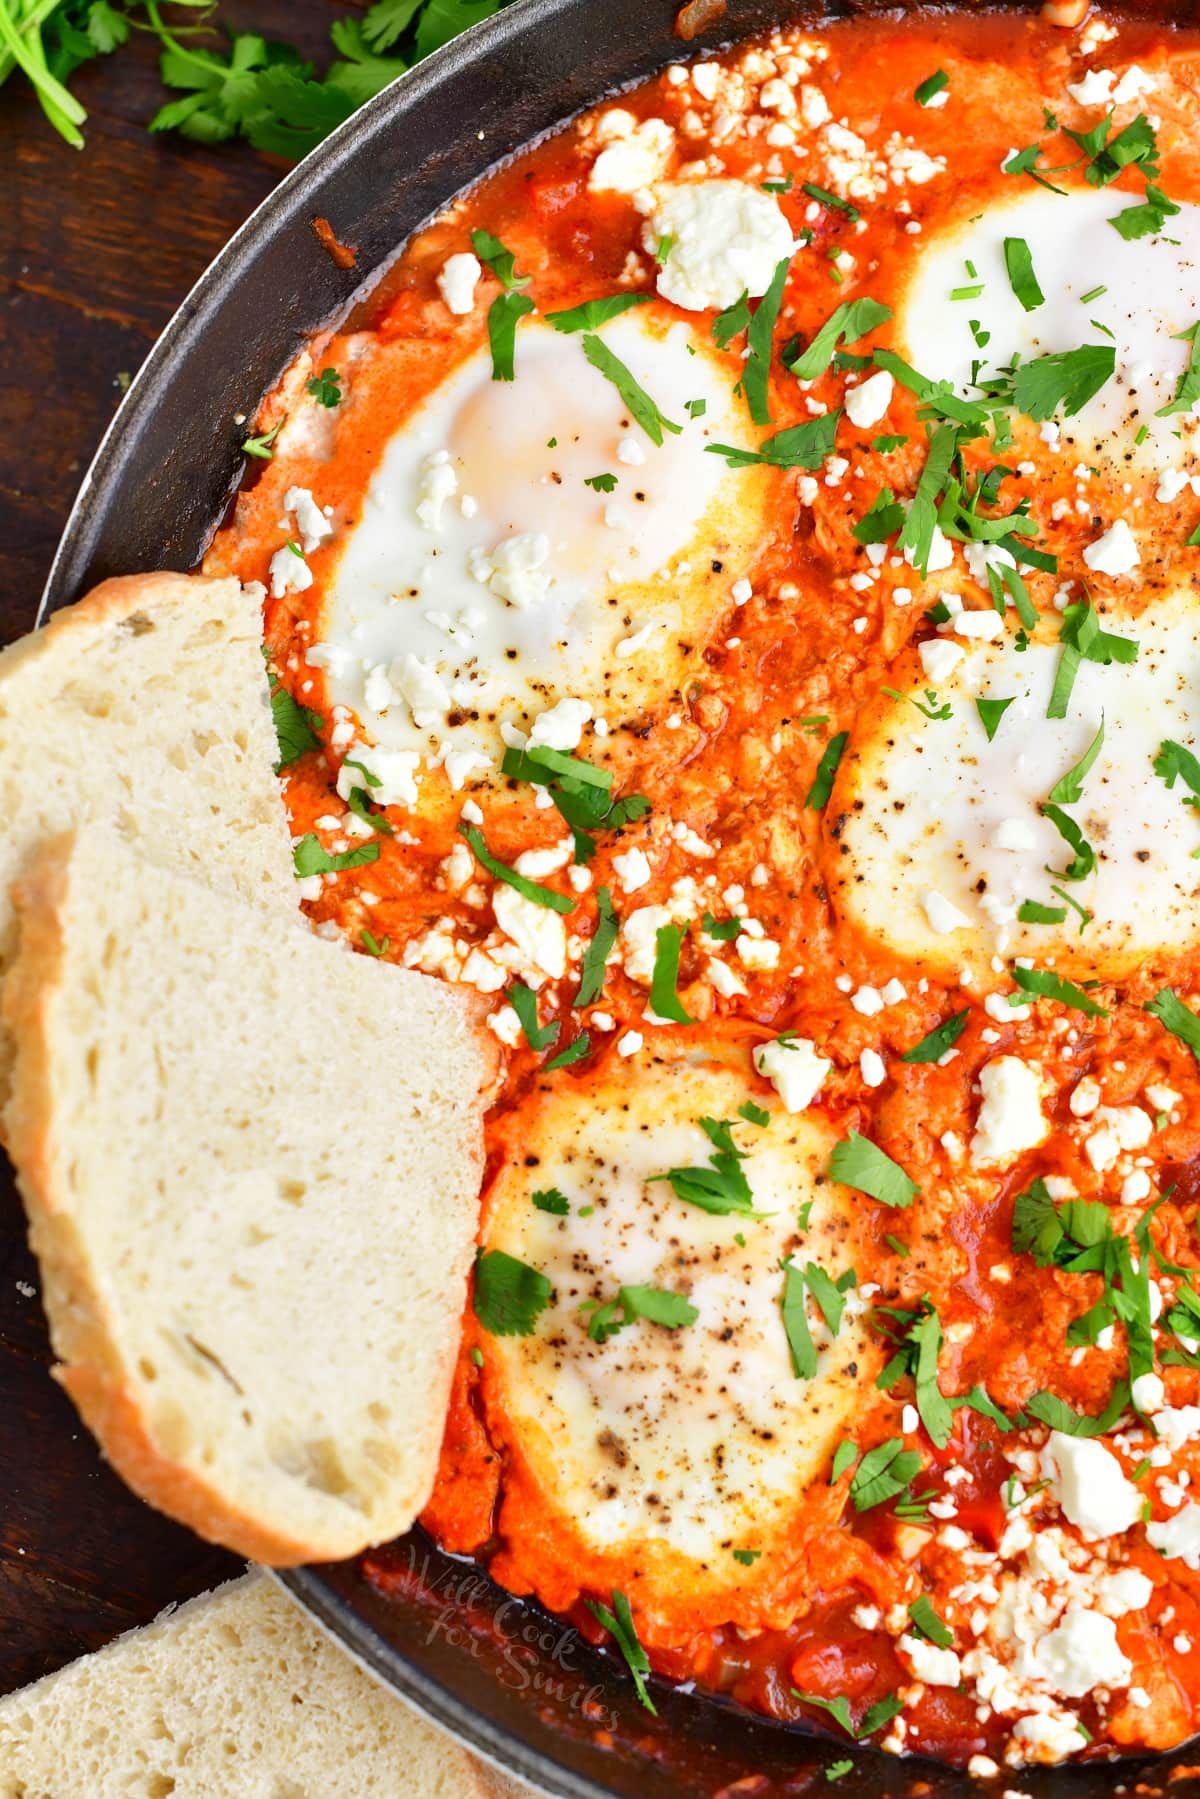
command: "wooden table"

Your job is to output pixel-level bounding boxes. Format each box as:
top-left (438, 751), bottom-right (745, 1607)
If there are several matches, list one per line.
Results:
top-left (0, 3), bottom-right (349, 1695)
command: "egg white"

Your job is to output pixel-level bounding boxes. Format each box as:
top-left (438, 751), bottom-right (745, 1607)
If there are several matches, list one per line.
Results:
top-left (483, 1051), bottom-right (875, 1593)
top-left (827, 589), bottom-right (1200, 981)
top-left (311, 306), bottom-right (771, 786)
top-left (899, 186), bottom-right (1200, 466)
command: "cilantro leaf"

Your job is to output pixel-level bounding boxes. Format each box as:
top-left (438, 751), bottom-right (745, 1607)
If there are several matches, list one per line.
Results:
top-left (305, 367), bottom-right (342, 407)
top-left (649, 922), bottom-right (692, 1023)
top-left (470, 226), bottom-right (529, 291)
top-left (907, 1595), bottom-right (953, 1648)
top-left (508, 981), bottom-right (559, 1051)
top-left (586, 1283), bottom-right (698, 1344)
top-left (849, 1438), bottom-right (923, 1510)
top-left (546, 294), bottom-right (652, 333)
top-left (484, 290), bottom-right (535, 381)
top-left (781, 1259), bottom-right (817, 1379)
top-left (1067, 111), bottom-right (1160, 188)
top-left (1040, 802), bottom-right (1096, 881)
top-left (1113, 182), bottom-right (1181, 241)
top-left (1018, 899), bottom-right (1067, 925)
top-left (975, 695), bottom-right (1015, 742)
top-left (1048, 715), bottom-right (1104, 804)
top-left (1011, 964), bottom-right (1108, 1016)
top-left (360, 927), bottom-right (390, 957)
top-left (743, 255), bottom-right (791, 425)
top-left (804, 731), bottom-right (848, 810)
top-left (574, 886), bottom-right (619, 1009)
top-left (702, 912), bottom-right (742, 942)
top-left (532, 1187), bottom-right (570, 1215)
top-left (875, 1299), bottom-right (953, 1447)
top-left (1003, 236), bottom-right (1044, 312)
top-left (542, 1032), bottom-right (590, 1071)
top-left (473, 1248), bottom-right (552, 1337)
top-left (292, 834), bottom-right (380, 876)
top-left (649, 1116), bottom-right (761, 1217)
top-left (586, 1591), bottom-right (656, 1714)
top-left (712, 291), bottom-right (753, 349)
top-left (831, 1439), bottom-right (857, 1482)
top-left (707, 412), bottom-right (842, 471)
top-left (785, 297), bottom-right (892, 382)
top-left (458, 824), bottom-right (574, 912)
top-left (1010, 344), bottom-right (1115, 420)
top-left (1024, 1382), bottom-right (1131, 1438)
top-left (1157, 321), bottom-right (1200, 419)
top-left (581, 334), bottom-right (681, 446)
top-left (901, 1010), bottom-right (969, 1064)
top-left (830, 1132), bottom-right (919, 1208)
top-left (1146, 988), bottom-right (1200, 1066)
top-left (269, 678), bottom-right (322, 769)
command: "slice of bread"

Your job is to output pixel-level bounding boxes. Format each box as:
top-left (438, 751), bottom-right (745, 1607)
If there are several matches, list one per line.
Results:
top-left (3, 825), bottom-right (494, 1565)
top-left (0, 573), bottom-right (296, 1103)
top-left (0, 1572), bottom-right (535, 1798)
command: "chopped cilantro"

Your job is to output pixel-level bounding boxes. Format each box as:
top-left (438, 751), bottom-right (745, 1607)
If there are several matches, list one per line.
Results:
top-left (784, 296), bottom-right (891, 382)
top-left (268, 674), bottom-right (322, 770)
top-left (586, 1591), bottom-right (656, 1714)
top-left (649, 922), bottom-right (692, 1023)
top-left (581, 333), bottom-right (681, 445)
top-left (875, 1298), bottom-right (953, 1447)
top-left (305, 366), bottom-right (342, 407)
top-left (804, 731), bottom-right (849, 810)
top-left (974, 695), bottom-right (1015, 742)
top-left (707, 411), bottom-right (842, 471)
top-left (473, 1248), bottom-right (552, 1338)
top-left (584, 472), bottom-right (617, 493)
top-left (360, 928), bottom-right (389, 957)
top-left (574, 885), bottom-right (619, 1008)
top-left (1113, 182), bottom-right (1181, 241)
top-left (1146, 988), bottom-right (1200, 1066)
top-left (733, 1547), bottom-right (763, 1564)
top-left (1003, 236), bottom-right (1044, 312)
top-left (484, 290), bottom-right (535, 381)
top-left (1010, 964), bottom-right (1108, 1017)
top-left (825, 1760), bottom-right (855, 1782)
top-left (242, 422), bottom-right (282, 460)
top-left (532, 1187), bottom-right (570, 1215)
top-left (800, 182), bottom-right (860, 221)
top-left (781, 1258), bottom-right (817, 1380)
top-left (458, 824), bottom-right (574, 912)
top-left (1018, 898), bottom-right (1067, 925)
top-left (744, 255), bottom-right (791, 424)
top-left (830, 1132), bottom-right (919, 1208)
top-left (702, 912), bottom-right (742, 941)
top-left (586, 1283), bottom-right (698, 1344)
top-left (470, 226), bottom-right (530, 292)
top-left (901, 1010), bottom-right (969, 1064)
top-left (508, 981), bottom-right (559, 1051)
top-left (546, 294), bottom-right (652, 333)
top-left (831, 1439), bottom-right (857, 1482)
top-left (1048, 715), bottom-right (1105, 803)
top-left (1041, 801), bottom-right (1096, 882)
top-left (738, 1099), bottom-right (770, 1127)
top-left (712, 290), bottom-right (752, 350)
top-left (1157, 321), bottom-right (1200, 418)
top-left (649, 1116), bottom-right (761, 1217)
top-left (1008, 344), bottom-right (1115, 420)
top-left (907, 1595), bottom-right (953, 1648)
top-left (849, 1438), bottom-right (923, 1511)
top-left (543, 1033), bottom-right (590, 1072)
top-left (292, 834), bottom-right (380, 877)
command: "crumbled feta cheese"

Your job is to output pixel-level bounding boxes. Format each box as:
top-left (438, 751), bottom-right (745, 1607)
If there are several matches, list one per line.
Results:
top-left (528, 696), bottom-right (593, 752)
top-left (336, 744), bottom-right (420, 810)
top-left (737, 934), bottom-right (780, 971)
top-left (269, 544), bottom-right (313, 600)
top-left (589, 116), bottom-right (675, 194)
top-left (1034, 1608), bottom-right (1132, 1699)
top-left (844, 369), bottom-right (894, 429)
top-left (488, 1004), bottom-right (523, 1046)
top-left (970, 1056), bottom-right (1047, 1167)
top-left (1148, 1503), bottom-right (1200, 1568)
top-left (471, 532), bottom-right (552, 609)
top-left (1084, 1104), bottom-right (1154, 1172)
top-left (1082, 519), bottom-right (1140, 578)
top-left (995, 817), bottom-right (1038, 853)
top-left (900, 1634), bottom-right (962, 1688)
top-left (437, 251), bottom-right (482, 315)
top-left (645, 179), bottom-right (797, 311)
top-left (616, 1028), bottom-right (644, 1057)
top-left (1132, 1372), bottom-right (1166, 1415)
top-left (415, 451), bottom-right (458, 531)
top-left (860, 1047), bottom-right (886, 1088)
top-left (494, 885), bottom-right (568, 979)
top-left (753, 1036), bottom-right (830, 1112)
top-left (283, 486), bottom-right (334, 553)
top-left (612, 846), bottom-right (652, 893)
top-left (1046, 1433), bottom-right (1141, 1539)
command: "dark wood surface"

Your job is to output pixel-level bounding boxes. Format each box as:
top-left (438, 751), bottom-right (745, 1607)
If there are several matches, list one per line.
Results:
top-left (0, 4), bottom-right (355, 1695)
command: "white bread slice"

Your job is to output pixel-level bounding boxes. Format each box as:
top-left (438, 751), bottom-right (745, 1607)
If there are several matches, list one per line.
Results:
top-left (2, 824), bottom-right (494, 1566)
top-left (0, 573), bottom-right (295, 1103)
top-left (0, 1573), bottom-right (535, 1798)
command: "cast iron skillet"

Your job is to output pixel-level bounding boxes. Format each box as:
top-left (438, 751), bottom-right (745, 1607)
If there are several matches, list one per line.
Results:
top-left (37, 0), bottom-right (1200, 1793)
